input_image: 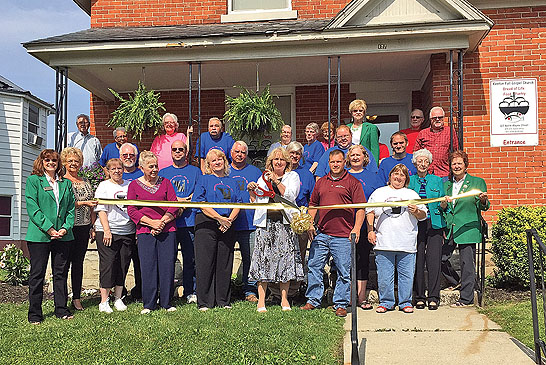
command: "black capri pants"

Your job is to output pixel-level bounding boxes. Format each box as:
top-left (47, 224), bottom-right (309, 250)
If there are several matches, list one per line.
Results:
top-left (96, 231), bottom-right (135, 288)
top-left (356, 224), bottom-right (373, 281)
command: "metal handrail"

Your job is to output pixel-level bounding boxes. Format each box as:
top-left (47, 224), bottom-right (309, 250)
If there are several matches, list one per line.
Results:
top-left (527, 228), bottom-right (546, 364)
top-left (476, 217), bottom-right (488, 306)
top-left (350, 233), bottom-right (360, 364)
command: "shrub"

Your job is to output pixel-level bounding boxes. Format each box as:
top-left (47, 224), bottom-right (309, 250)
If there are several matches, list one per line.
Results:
top-left (78, 162), bottom-right (106, 193)
top-left (490, 206), bottom-right (546, 289)
top-left (0, 244), bottom-right (30, 286)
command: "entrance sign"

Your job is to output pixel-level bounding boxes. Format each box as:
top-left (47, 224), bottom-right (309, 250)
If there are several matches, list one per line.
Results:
top-left (490, 78), bottom-right (538, 147)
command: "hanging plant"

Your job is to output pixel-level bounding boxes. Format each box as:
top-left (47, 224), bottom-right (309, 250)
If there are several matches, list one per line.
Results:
top-left (224, 85), bottom-right (284, 141)
top-left (108, 81), bottom-right (166, 141)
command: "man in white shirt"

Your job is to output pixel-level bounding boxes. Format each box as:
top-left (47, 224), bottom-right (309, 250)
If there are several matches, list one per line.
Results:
top-left (67, 114), bottom-right (102, 167)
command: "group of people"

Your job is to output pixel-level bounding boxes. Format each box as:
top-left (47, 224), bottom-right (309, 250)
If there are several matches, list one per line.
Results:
top-left (25, 100), bottom-right (489, 323)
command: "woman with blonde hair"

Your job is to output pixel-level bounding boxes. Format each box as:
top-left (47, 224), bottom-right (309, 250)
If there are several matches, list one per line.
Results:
top-left (127, 151), bottom-right (179, 314)
top-left (347, 99), bottom-right (380, 166)
top-left (248, 147), bottom-right (303, 312)
top-left (192, 149), bottom-right (241, 310)
top-left (60, 147), bottom-right (97, 311)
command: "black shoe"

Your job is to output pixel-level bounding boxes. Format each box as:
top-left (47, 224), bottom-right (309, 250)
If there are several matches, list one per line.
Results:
top-left (415, 301), bottom-right (426, 309)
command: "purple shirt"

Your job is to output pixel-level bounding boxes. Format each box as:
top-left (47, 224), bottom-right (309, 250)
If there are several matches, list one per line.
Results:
top-left (127, 177), bottom-right (179, 235)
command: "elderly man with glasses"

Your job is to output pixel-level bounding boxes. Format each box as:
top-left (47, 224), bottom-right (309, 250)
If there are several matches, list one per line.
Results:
top-left (119, 143), bottom-right (143, 182)
top-left (400, 109), bottom-right (425, 153)
top-left (414, 107), bottom-right (459, 179)
top-left (99, 127), bottom-right (140, 168)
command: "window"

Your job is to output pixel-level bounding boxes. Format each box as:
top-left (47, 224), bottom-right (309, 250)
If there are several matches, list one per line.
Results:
top-left (231, 0), bottom-right (290, 12)
top-left (0, 196), bottom-right (12, 237)
top-left (222, 0), bottom-right (296, 23)
top-left (28, 103), bottom-right (39, 135)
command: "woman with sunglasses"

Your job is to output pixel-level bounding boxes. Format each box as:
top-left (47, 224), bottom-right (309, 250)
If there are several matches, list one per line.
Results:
top-left (25, 149), bottom-right (76, 324)
top-left (347, 99), bottom-right (380, 167)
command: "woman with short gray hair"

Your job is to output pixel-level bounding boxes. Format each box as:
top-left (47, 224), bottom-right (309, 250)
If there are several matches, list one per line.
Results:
top-left (408, 148), bottom-right (445, 310)
top-left (151, 113), bottom-right (193, 170)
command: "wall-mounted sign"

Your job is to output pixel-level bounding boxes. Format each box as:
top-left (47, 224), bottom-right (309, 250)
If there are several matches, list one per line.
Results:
top-left (490, 78), bottom-right (538, 147)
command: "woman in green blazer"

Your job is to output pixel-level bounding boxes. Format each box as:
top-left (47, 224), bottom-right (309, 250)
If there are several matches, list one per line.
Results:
top-left (26, 149), bottom-right (75, 324)
top-left (440, 150), bottom-right (489, 307)
top-left (347, 99), bottom-right (380, 166)
top-left (408, 149), bottom-right (446, 310)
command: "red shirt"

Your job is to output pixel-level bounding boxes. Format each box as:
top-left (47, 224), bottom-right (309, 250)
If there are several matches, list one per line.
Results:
top-left (400, 128), bottom-right (420, 153)
top-left (379, 143), bottom-right (390, 160)
top-left (309, 170), bottom-right (366, 238)
top-left (414, 126), bottom-right (459, 177)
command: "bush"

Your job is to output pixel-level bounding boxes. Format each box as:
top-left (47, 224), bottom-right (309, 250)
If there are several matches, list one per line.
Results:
top-left (78, 162), bottom-right (106, 193)
top-left (0, 244), bottom-right (30, 286)
top-left (490, 206), bottom-right (546, 289)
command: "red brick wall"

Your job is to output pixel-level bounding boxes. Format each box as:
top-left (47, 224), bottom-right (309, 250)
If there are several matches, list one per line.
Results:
top-left (90, 89), bottom-right (226, 156)
top-left (428, 6), bottom-right (546, 221)
top-left (295, 84), bottom-right (356, 142)
top-left (90, 0), bottom-right (351, 28)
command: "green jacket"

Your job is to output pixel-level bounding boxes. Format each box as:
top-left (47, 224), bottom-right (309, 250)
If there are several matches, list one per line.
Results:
top-left (408, 174), bottom-right (446, 229)
top-left (347, 121), bottom-right (380, 167)
top-left (443, 174), bottom-right (489, 244)
top-left (25, 174), bottom-right (75, 242)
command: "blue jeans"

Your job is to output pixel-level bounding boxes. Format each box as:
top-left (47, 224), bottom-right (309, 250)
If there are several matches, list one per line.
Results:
top-left (235, 230), bottom-right (257, 297)
top-left (176, 227), bottom-right (196, 297)
top-left (305, 233), bottom-right (351, 309)
top-left (375, 250), bottom-right (416, 309)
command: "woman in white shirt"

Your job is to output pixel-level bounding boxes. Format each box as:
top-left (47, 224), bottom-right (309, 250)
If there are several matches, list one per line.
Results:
top-left (366, 164), bottom-right (427, 313)
top-left (94, 158), bottom-right (136, 313)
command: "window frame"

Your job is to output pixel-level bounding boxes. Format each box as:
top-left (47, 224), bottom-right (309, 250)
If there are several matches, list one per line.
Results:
top-left (222, 0), bottom-right (297, 23)
top-left (0, 195), bottom-right (13, 238)
top-left (28, 103), bottom-right (40, 135)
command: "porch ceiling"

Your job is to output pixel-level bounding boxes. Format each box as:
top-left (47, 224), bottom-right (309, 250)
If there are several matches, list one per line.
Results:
top-left (65, 52), bottom-right (432, 101)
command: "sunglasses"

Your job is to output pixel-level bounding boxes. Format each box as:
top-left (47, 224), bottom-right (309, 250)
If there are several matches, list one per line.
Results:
top-left (431, 116), bottom-right (444, 120)
top-left (411, 116), bottom-right (423, 119)
top-left (44, 158), bottom-right (57, 163)
top-left (352, 109), bottom-right (364, 113)
top-left (171, 148), bottom-right (186, 152)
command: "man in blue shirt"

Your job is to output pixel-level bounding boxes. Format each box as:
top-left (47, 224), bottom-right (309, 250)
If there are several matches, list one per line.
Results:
top-left (195, 117), bottom-right (235, 172)
top-left (99, 127), bottom-right (139, 167)
top-left (159, 140), bottom-right (202, 304)
top-left (120, 143), bottom-right (143, 181)
top-left (228, 141), bottom-right (262, 302)
top-left (315, 125), bottom-right (378, 179)
top-left (377, 132), bottom-right (417, 185)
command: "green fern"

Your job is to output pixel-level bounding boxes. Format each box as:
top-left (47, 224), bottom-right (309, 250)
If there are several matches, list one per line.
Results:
top-left (108, 81), bottom-right (166, 141)
top-left (224, 86), bottom-right (284, 141)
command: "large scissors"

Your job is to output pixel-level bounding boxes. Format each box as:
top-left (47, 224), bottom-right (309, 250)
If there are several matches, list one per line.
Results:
top-left (253, 171), bottom-right (299, 210)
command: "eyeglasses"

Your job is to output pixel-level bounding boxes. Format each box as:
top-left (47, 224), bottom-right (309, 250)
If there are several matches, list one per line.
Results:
top-left (171, 148), bottom-right (186, 152)
top-left (431, 116), bottom-right (444, 120)
top-left (121, 153), bottom-right (136, 158)
top-left (232, 150), bottom-right (247, 155)
top-left (411, 116), bottom-right (423, 119)
top-left (392, 142), bottom-right (405, 146)
top-left (352, 109), bottom-right (364, 113)
top-left (115, 135), bottom-right (127, 139)
top-left (44, 158), bottom-right (57, 163)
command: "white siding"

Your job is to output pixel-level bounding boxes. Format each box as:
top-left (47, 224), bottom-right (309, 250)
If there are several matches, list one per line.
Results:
top-left (0, 94), bottom-right (23, 240)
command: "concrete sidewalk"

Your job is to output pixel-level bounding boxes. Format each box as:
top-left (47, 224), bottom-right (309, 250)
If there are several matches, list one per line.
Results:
top-left (342, 304), bottom-right (534, 364)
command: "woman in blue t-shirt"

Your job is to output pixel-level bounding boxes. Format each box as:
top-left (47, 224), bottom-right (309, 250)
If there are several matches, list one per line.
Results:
top-left (347, 144), bottom-right (383, 310)
top-left (192, 149), bottom-right (241, 310)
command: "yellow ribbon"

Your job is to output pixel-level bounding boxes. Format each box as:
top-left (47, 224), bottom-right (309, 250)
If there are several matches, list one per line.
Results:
top-left (96, 189), bottom-right (482, 211)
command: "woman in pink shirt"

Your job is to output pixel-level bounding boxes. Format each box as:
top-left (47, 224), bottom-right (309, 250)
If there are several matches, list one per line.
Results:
top-left (150, 113), bottom-right (192, 170)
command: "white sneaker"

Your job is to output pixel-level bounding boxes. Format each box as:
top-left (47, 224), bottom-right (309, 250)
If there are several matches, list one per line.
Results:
top-left (140, 308), bottom-right (151, 315)
top-left (198, 307), bottom-right (209, 312)
top-left (99, 300), bottom-right (113, 314)
top-left (186, 294), bottom-right (197, 304)
top-left (166, 306), bottom-right (177, 312)
top-left (113, 298), bottom-right (127, 311)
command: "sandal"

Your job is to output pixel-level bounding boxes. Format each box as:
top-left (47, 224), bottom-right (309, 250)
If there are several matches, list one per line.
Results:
top-left (60, 314), bottom-right (74, 320)
top-left (399, 306), bottom-right (414, 313)
top-left (376, 305), bottom-right (393, 313)
top-left (359, 301), bottom-right (373, 310)
top-left (415, 301), bottom-right (426, 309)
top-left (428, 301), bottom-right (439, 310)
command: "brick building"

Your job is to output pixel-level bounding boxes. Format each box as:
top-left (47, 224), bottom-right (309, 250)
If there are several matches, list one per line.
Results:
top-left (24, 0), bottom-right (546, 221)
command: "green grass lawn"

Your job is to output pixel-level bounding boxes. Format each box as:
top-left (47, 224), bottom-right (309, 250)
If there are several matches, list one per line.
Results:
top-left (0, 298), bottom-right (345, 365)
top-left (479, 295), bottom-right (545, 350)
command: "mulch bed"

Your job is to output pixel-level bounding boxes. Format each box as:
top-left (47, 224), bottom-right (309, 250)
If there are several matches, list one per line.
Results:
top-left (485, 287), bottom-right (531, 302)
top-left (0, 282), bottom-right (52, 304)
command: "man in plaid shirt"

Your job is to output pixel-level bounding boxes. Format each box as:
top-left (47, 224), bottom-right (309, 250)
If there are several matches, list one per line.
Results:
top-left (413, 107), bottom-right (459, 178)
